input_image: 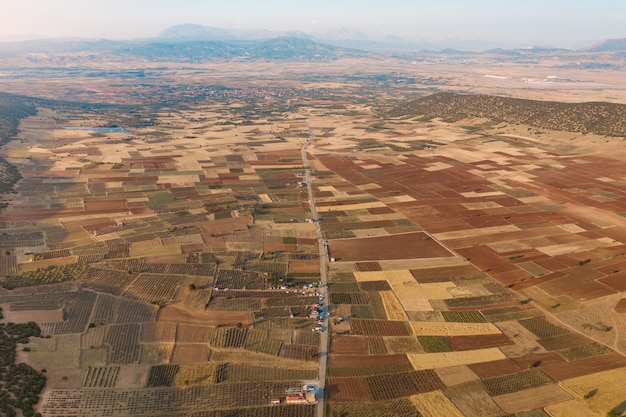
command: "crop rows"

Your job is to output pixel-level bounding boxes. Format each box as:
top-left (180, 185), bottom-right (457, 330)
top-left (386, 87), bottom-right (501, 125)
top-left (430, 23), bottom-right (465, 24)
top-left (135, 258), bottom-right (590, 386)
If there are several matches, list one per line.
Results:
top-left (330, 292), bottom-right (370, 305)
top-left (349, 319), bottom-right (412, 337)
top-left (329, 362), bottom-right (415, 377)
top-left (43, 382), bottom-right (302, 415)
top-left (209, 298), bottom-right (262, 311)
top-left (366, 370), bottom-right (445, 401)
top-left (99, 258), bottom-right (146, 273)
top-left (558, 342), bottom-right (613, 361)
top-left (215, 270), bottom-right (266, 290)
top-left (82, 326), bottom-right (106, 349)
top-left (327, 377), bottom-right (370, 402)
top-left (518, 317), bottom-right (569, 339)
top-left (2, 263), bottom-right (87, 289)
top-left (174, 364), bottom-right (222, 386)
top-left (81, 267), bottom-right (136, 295)
top-left (265, 296), bottom-right (319, 307)
top-left (245, 339), bottom-right (283, 356)
top-left (350, 305), bottom-right (374, 319)
top-left (115, 298), bottom-right (157, 324)
top-left (91, 293), bottom-right (118, 325)
top-left (481, 369), bottom-right (554, 396)
top-left (168, 263), bottom-right (216, 276)
top-left (444, 293), bottom-right (515, 309)
top-left (42, 290), bottom-right (97, 335)
top-left (441, 310), bottom-right (487, 323)
top-left (331, 399), bottom-right (420, 417)
top-left (367, 337), bottom-right (387, 354)
top-left (279, 343), bottom-right (318, 360)
top-left (221, 363), bottom-right (317, 383)
top-left (105, 324), bottom-right (141, 364)
top-left (186, 252), bottom-right (218, 264)
top-left (148, 365), bottom-right (181, 387)
top-left (358, 280), bottom-right (391, 291)
top-left (255, 306), bottom-right (308, 319)
top-left (367, 291), bottom-right (388, 319)
top-left (122, 273), bottom-right (182, 304)
top-left (83, 366), bottom-right (120, 388)
top-left (328, 282), bottom-right (360, 293)
top-left (10, 300), bottom-right (63, 311)
top-left (211, 290), bottom-right (297, 298)
top-left (0, 256), bottom-right (18, 276)
top-left (294, 330), bottom-right (320, 346)
top-left (77, 253), bottom-right (107, 264)
top-left (211, 327), bottom-right (249, 348)
top-left (181, 404), bottom-right (316, 417)
top-left (245, 261), bottom-right (287, 276)
top-left (37, 248), bottom-right (71, 259)
top-left (418, 336), bottom-right (454, 353)
top-left (355, 262), bottom-right (382, 272)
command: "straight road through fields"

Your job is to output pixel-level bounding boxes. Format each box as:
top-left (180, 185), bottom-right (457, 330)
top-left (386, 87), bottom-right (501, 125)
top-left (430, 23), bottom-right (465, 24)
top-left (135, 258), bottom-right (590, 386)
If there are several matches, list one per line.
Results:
top-left (301, 119), bottom-right (329, 417)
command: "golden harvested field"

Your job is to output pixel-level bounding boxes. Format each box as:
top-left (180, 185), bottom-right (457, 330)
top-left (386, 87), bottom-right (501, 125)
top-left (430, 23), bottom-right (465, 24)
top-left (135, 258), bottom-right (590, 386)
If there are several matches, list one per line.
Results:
top-left (409, 390), bottom-right (465, 417)
top-left (407, 348), bottom-right (506, 370)
top-left (409, 322), bottom-right (502, 336)
top-left (545, 367), bottom-right (626, 417)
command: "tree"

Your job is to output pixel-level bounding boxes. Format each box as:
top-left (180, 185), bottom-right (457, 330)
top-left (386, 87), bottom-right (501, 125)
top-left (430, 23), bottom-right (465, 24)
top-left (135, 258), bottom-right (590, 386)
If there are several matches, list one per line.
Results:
top-left (187, 283), bottom-right (196, 291)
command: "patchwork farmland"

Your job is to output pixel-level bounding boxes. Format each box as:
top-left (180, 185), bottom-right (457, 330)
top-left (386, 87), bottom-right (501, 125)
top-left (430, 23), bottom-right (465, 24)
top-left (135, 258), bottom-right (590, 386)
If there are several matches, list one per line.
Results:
top-left (0, 61), bottom-right (626, 417)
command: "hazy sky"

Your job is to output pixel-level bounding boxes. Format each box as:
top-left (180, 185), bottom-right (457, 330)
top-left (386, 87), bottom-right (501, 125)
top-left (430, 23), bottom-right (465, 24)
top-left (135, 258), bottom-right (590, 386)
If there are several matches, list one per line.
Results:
top-left (2, 0), bottom-right (625, 47)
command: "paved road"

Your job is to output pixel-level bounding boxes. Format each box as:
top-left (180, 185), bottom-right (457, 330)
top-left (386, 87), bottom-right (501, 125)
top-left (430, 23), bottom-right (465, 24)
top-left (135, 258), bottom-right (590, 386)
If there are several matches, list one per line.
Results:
top-left (301, 120), bottom-right (329, 417)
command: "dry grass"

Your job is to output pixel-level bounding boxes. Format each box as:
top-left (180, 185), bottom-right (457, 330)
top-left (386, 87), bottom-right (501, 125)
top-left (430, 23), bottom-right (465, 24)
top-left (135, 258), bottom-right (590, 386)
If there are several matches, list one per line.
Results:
top-left (545, 367), bottom-right (626, 417)
top-left (409, 390), bottom-right (465, 417)
top-left (407, 347), bottom-right (505, 370)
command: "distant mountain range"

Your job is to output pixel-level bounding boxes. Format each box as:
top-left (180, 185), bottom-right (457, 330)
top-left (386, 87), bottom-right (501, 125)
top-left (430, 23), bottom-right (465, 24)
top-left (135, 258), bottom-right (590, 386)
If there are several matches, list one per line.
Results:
top-left (0, 23), bottom-right (624, 61)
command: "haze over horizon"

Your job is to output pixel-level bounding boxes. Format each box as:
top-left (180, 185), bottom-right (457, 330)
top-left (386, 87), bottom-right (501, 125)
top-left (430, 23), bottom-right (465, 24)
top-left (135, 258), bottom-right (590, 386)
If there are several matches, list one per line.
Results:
top-left (2, 0), bottom-right (626, 49)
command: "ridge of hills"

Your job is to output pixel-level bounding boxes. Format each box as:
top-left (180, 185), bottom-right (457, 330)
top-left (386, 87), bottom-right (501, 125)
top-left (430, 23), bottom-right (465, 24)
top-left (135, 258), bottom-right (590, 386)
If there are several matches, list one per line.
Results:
top-left (391, 92), bottom-right (626, 137)
top-left (0, 36), bottom-right (365, 61)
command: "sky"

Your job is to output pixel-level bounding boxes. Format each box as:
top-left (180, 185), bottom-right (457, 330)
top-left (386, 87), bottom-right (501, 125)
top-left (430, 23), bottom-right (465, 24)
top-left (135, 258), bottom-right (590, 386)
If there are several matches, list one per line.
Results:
top-left (2, 0), bottom-right (625, 48)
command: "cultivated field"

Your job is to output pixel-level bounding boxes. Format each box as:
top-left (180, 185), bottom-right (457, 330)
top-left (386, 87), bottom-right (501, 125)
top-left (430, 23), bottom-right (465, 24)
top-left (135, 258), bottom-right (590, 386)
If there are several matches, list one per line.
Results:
top-left (0, 51), bottom-right (625, 416)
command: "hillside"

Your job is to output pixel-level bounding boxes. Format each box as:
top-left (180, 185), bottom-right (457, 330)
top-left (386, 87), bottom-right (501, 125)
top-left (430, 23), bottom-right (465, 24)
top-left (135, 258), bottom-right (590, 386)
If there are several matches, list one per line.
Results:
top-left (391, 92), bottom-right (626, 137)
top-left (0, 36), bottom-right (363, 63)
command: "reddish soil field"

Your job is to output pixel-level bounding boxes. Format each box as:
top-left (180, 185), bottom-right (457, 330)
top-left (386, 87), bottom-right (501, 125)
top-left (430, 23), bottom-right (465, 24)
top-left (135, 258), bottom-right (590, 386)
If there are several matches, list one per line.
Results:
top-left (349, 319), bottom-right (412, 337)
top-left (445, 334), bottom-right (513, 351)
top-left (491, 270), bottom-right (534, 287)
top-left (541, 352), bottom-right (626, 381)
top-left (539, 271), bottom-right (612, 298)
top-left (469, 359), bottom-right (522, 378)
top-left (329, 232), bottom-right (453, 262)
top-left (327, 377), bottom-right (370, 402)
top-left (457, 246), bottom-right (519, 274)
top-left (355, 262), bottom-right (382, 272)
top-left (510, 352), bottom-right (565, 369)
top-left (330, 354), bottom-right (410, 368)
top-left (410, 264), bottom-right (482, 281)
top-left (288, 260), bottom-right (319, 273)
top-left (598, 271), bottom-right (626, 292)
top-left (368, 207), bottom-right (395, 215)
top-left (569, 281), bottom-right (617, 301)
top-left (510, 271), bottom-right (566, 290)
top-left (331, 336), bottom-right (369, 355)
top-left (614, 298), bottom-right (626, 313)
